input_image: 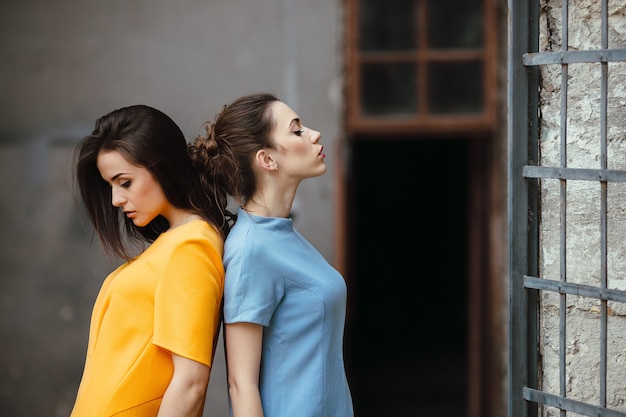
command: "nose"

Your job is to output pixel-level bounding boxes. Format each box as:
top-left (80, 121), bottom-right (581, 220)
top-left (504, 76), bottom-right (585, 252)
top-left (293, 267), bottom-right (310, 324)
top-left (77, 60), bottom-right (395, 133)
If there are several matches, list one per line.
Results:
top-left (309, 128), bottom-right (321, 143)
top-left (111, 188), bottom-right (125, 207)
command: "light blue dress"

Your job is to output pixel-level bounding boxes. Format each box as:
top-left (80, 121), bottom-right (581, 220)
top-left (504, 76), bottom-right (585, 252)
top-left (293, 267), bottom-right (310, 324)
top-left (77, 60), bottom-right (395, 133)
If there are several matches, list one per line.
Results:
top-left (223, 208), bottom-right (354, 417)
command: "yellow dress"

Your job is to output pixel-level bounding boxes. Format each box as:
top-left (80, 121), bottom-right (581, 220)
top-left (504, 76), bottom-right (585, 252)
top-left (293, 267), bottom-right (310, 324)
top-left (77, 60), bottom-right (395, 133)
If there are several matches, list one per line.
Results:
top-left (70, 220), bottom-right (224, 417)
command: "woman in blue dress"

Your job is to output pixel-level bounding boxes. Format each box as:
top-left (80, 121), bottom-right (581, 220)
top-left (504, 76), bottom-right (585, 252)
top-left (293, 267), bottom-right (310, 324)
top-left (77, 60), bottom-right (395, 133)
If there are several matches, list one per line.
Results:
top-left (200, 92), bottom-right (354, 417)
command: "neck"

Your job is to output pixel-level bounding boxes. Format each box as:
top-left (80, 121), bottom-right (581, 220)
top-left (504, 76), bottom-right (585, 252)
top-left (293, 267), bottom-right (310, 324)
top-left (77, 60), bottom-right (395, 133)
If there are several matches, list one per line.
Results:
top-left (165, 209), bottom-right (203, 230)
top-left (244, 187), bottom-right (296, 218)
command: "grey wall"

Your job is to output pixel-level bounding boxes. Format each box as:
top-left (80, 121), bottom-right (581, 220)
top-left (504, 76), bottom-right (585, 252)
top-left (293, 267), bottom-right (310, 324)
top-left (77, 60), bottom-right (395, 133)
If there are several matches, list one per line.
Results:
top-left (0, 1), bottom-right (343, 415)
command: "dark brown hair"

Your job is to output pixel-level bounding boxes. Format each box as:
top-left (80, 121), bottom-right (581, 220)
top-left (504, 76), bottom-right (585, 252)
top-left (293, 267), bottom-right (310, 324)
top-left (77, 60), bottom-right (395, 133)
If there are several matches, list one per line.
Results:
top-left (196, 92), bottom-right (279, 208)
top-left (74, 104), bottom-right (233, 260)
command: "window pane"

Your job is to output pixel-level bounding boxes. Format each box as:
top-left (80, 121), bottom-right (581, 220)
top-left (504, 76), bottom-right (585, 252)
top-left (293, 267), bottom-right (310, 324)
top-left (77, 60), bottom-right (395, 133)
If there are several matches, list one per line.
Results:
top-left (428, 61), bottom-right (483, 114)
top-left (359, 0), bottom-right (416, 51)
top-left (360, 62), bottom-right (417, 116)
top-left (428, 0), bottom-right (484, 49)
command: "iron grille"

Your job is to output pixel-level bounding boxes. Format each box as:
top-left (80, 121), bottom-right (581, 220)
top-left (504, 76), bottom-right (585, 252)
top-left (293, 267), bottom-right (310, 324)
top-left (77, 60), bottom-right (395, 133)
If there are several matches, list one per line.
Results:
top-left (508, 0), bottom-right (626, 416)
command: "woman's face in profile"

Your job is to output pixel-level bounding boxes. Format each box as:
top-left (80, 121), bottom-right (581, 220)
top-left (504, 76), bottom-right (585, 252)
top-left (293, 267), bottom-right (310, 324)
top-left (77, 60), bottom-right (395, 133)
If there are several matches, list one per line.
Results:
top-left (268, 101), bottom-right (327, 181)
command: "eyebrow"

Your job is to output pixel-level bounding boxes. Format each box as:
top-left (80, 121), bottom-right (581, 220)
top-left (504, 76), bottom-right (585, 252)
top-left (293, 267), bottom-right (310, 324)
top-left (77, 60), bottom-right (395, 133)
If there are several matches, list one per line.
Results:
top-left (108, 173), bottom-right (128, 182)
top-left (289, 118), bottom-right (301, 128)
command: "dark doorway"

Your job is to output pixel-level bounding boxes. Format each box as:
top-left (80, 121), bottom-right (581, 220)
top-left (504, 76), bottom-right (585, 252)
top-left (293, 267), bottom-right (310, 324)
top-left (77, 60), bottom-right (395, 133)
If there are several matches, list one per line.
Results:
top-left (345, 138), bottom-right (469, 417)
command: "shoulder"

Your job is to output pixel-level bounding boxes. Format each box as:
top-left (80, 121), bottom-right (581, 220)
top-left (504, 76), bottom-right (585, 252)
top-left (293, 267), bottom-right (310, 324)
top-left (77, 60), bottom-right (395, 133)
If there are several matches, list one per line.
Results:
top-left (223, 221), bottom-right (268, 268)
top-left (163, 220), bottom-right (224, 259)
top-left (224, 212), bottom-right (268, 252)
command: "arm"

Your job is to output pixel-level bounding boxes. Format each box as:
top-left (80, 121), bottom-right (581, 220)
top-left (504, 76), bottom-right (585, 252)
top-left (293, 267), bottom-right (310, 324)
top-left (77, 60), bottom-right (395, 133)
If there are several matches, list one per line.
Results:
top-left (157, 354), bottom-right (210, 417)
top-left (225, 322), bottom-right (264, 417)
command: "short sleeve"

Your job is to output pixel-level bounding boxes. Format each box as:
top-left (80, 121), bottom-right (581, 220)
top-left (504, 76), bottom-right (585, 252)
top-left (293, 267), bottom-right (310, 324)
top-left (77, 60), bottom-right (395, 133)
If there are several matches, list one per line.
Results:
top-left (154, 236), bottom-right (224, 366)
top-left (223, 232), bottom-right (285, 326)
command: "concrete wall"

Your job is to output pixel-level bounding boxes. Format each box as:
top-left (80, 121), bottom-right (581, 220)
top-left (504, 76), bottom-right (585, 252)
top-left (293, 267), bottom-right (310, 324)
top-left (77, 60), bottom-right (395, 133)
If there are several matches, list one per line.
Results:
top-left (538, 0), bottom-right (626, 413)
top-left (0, 1), bottom-right (342, 415)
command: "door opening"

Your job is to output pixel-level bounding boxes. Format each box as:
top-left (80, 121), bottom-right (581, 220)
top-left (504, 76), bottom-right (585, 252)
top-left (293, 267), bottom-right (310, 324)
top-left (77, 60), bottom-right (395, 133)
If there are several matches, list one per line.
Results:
top-left (344, 137), bottom-right (470, 417)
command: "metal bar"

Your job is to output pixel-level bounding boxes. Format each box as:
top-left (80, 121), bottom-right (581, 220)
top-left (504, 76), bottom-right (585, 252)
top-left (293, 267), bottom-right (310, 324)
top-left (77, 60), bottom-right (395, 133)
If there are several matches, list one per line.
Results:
top-left (527, 1), bottom-right (541, 416)
top-left (522, 49), bottom-right (626, 66)
top-left (508, 0), bottom-right (539, 416)
top-left (523, 387), bottom-right (626, 417)
top-left (522, 166), bottom-right (626, 182)
top-left (523, 276), bottom-right (626, 303)
top-left (512, 1), bottom-right (626, 416)
top-left (600, 0), bottom-right (609, 407)
top-left (559, 3), bottom-right (569, 409)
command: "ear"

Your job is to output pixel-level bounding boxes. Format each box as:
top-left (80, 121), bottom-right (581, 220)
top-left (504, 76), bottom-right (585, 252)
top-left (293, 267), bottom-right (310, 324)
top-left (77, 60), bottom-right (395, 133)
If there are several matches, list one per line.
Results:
top-left (254, 149), bottom-right (278, 172)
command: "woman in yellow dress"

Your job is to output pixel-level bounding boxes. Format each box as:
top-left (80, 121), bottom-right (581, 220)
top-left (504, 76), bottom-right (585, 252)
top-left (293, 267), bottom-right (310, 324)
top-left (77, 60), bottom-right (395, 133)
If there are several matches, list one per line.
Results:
top-left (70, 105), bottom-right (233, 417)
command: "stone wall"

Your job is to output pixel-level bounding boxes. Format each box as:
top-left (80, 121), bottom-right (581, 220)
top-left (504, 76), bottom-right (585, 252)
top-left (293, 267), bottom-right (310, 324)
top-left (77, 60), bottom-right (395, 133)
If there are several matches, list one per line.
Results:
top-left (538, 0), bottom-right (626, 413)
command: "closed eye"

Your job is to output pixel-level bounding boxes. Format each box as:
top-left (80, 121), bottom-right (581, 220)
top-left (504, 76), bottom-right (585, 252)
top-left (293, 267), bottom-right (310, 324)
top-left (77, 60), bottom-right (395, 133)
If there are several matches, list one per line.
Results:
top-left (121, 180), bottom-right (131, 188)
top-left (294, 129), bottom-right (304, 136)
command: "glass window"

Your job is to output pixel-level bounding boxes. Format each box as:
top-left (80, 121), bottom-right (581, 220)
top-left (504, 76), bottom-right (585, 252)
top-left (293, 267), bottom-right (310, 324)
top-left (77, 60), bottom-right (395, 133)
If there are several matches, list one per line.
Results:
top-left (428, 61), bottom-right (483, 114)
top-left (428, 0), bottom-right (484, 49)
top-left (359, 0), bottom-right (416, 51)
top-left (360, 62), bottom-right (418, 116)
top-left (348, 0), bottom-right (495, 132)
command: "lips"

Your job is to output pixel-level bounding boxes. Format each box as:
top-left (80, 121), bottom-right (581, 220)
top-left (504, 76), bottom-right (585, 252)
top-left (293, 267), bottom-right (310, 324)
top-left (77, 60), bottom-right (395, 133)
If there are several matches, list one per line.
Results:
top-left (319, 146), bottom-right (326, 158)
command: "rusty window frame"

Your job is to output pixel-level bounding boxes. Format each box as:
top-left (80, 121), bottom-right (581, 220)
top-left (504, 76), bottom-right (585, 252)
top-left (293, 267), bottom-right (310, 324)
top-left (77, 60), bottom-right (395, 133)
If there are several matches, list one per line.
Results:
top-left (344, 0), bottom-right (497, 136)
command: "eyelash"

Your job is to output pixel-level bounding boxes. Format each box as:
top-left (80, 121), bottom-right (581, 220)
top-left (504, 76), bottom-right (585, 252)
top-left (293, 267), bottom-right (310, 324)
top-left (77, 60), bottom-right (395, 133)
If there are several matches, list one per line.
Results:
top-left (294, 129), bottom-right (304, 136)
top-left (121, 180), bottom-right (131, 188)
